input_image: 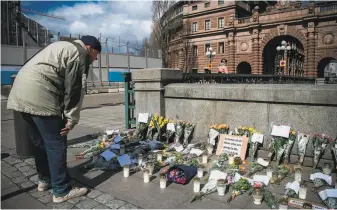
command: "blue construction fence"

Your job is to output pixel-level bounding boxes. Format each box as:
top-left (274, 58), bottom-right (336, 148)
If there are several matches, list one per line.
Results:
top-left (1, 66), bottom-right (131, 85)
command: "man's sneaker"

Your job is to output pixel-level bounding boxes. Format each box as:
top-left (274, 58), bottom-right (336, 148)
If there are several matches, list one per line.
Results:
top-left (53, 187), bottom-right (88, 203)
top-left (37, 181), bottom-right (51, 192)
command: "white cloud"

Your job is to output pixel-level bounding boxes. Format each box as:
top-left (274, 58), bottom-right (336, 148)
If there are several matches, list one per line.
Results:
top-left (26, 1), bottom-right (153, 45)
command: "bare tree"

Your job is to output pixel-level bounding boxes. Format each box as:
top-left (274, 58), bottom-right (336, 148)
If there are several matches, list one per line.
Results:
top-left (182, 20), bottom-right (192, 72)
top-left (151, 0), bottom-right (175, 67)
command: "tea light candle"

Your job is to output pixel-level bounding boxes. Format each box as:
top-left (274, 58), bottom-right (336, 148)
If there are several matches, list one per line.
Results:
top-left (123, 165), bottom-right (130, 178)
top-left (193, 178), bottom-right (200, 193)
top-left (138, 154), bottom-right (143, 166)
top-left (299, 183), bottom-right (307, 199)
top-left (202, 154), bottom-right (208, 164)
top-left (294, 168), bottom-right (302, 182)
top-left (207, 144), bottom-right (213, 155)
top-left (157, 152), bottom-right (163, 162)
top-left (266, 167), bottom-right (273, 178)
top-left (143, 170), bottom-right (150, 183)
top-left (148, 164), bottom-right (154, 176)
top-left (159, 175), bottom-right (166, 189)
top-left (228, 154), bottom-right (235, 165)
top-left (197, 167), bottom-right (204, 178)
top-left (323, 163), bottom-right (332, 175)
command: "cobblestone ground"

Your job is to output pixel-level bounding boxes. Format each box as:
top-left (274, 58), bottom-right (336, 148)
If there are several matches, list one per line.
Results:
top-left (1, 147), bottom-right (141, 209)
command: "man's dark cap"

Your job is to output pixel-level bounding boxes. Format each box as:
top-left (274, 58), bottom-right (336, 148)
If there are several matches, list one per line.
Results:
top-left (80, 35), bottom-right (101, 52)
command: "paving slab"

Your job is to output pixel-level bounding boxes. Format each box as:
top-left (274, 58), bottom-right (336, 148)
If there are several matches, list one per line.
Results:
top-left (1, 192), bottom-right (47, 209)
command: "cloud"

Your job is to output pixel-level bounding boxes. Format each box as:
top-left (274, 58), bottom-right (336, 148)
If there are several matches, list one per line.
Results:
top-left (26, 1), bottom-right (153, 46)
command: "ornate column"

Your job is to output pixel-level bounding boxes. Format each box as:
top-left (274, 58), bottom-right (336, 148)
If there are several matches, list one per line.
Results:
top-left (306, 22), bottom-right (316, 77)
top-left (251, 29), bottom-right (260, 74)
top-left (228, 32), bottom-right (235, 73)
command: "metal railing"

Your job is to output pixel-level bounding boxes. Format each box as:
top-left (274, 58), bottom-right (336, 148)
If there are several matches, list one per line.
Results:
top-left (122, 72), bottom-right (136, 129)
top-left (182, 73), bottom-right (316, 84)
top-left (319, 3), bottom-right (337, 13)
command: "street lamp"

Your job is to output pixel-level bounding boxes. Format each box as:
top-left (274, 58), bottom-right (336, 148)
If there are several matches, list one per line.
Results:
top-left (205, 47), bottom-right (216, 71)
top-left (276, 40), bottom-right (291, 75)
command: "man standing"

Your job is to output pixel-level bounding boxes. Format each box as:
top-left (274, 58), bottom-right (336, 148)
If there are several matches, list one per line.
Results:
top-left (218, 59), bottom-right (229, 74)
top-left (7, 35), bottom-right (101, 203)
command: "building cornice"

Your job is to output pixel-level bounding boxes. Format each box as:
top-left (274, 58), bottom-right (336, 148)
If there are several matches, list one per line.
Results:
top-left (183, 5), bottom-right (236, 19)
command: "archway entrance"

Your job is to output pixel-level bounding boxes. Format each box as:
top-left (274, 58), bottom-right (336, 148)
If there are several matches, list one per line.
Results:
top-left (263, 35), bottom-right (304, 76)
top-left (317, 57), bottom-right (336, 78)
top-left (236, 62), bottom-right (252, 74)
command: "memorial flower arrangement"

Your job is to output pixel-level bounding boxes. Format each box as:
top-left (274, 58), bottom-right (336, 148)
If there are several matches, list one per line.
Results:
top-left (152, 115), bottom-right (169, 141)
top-left (183, 121), bottom-right (195, 146)
top-left (297, 132), bottom-right (310, 165)
top-left (190, 179), bottom-right (218, 203)
top-left (216, 124), bottom-right (230, 134)
top-left (331, 137), bottom-right (337, 169)
top-left (227, 178), bottom-right (251, 203)
top-left (146, 114), bottom-right (157, 140)
top-left (135, 120), bottom-right (149, 140)
top-left (271, 164), bottom-right (293, 185)
top-left (263, 190), bottom-right (278, 209)
top-left (164, 120), bottom-right (176, 144)
top-left (270, 136), bottom-right (288, 166)
top-left (174, 120), bottom-right (185, 144)
top-left (246, 161), bottom-right (265, 177)
top-left (312, 133), bottom-right (333, 169)
top-left (283, 129), bottom-right (297, 164)
top-left (236, 126), bottom-right (255, 138)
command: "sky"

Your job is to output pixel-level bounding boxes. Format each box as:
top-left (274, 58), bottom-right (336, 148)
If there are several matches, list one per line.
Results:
top-left (21, 0), bottom-right (155, 52)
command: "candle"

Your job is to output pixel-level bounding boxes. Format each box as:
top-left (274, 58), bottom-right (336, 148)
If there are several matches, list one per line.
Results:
top-left (323, 163), bottom-right (332, 175)
top-left (202, 154), bottom-right (208, 164)
top-left (217, 179), bottom-right (226, 196)
top-left (228, 154), bottom-right (235, 165)
top-left (197, 167), bottom-right (204, 178)
top-left (266, 167), bottom-right (273, 178)
top-left (147, 163), bottom-right (154, 176)
top-left (299, 183), bottom-right (307, 199)
top-left (157, 152), bottom-right (163, 162)
top-left (207, 144), bottom-right (213, 155)
top-left (123, 165), bottom-right (130, 178)
top-left (143, 170), bottom-right (150, 183)
top-left (138, 154), bottom-right (143, 166)
top-left (193, 178), bottom-right (200, 193)
top-left (294, 168), bottom-right (302, 182)
top-left (252, 191), bottom-right (263, 205)
top-left (159, 174), bottom-right (166, 189)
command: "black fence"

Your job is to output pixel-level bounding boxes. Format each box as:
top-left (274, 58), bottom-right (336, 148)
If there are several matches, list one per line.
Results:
top-left (182, 73), bottom-right (316, 84)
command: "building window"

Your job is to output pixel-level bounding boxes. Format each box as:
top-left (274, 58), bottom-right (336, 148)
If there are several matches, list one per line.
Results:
top-left (205, 20), bottom-right (211, 30)
top-left (192, 22), bottom-right (198, 32)
top-left (192, 46), bottom-right (198, 56)
top-left (218, 0), bottom-right (224, 5)
top-left (205, 43), bottom-right (210, 52)
top-left (218, 42), bottom-right (224, 54)
top-left (192, 5), bottom-right (197, 11)
top-left (218, 17), bottom-right (224, 28)
top-left (204, 2), bottom-right (210, 8)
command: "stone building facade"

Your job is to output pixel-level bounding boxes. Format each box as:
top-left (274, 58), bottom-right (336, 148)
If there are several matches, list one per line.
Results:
top-left (161, 1), bottom-right (337, 77)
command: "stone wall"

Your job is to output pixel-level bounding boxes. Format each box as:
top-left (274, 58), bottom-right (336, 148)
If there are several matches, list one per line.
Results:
top-left (133, 68), bottom-right (337, 164)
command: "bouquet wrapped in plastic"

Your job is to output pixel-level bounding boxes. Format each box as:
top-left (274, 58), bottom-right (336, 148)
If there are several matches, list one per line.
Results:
top-left (174, 121), bottom-right (184, 144)
top-left (182, 122), bottom-right (195, 146)
top-left (312, 133), bottom-right (332, 169)
top-left (283, 129), bottom-right (296, 164)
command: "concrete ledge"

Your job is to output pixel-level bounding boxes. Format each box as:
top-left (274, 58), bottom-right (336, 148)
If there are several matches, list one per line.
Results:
top-left (165, 84), bottom-right (337, 105)
top-left (131, 68), bottom-right (182, 82)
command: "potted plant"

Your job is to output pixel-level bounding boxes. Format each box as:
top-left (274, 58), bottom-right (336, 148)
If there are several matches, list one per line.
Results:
top-left (216, 179), bottom-right (227, 196)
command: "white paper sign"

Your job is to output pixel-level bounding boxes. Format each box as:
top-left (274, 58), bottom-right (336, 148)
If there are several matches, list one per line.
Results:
top-left (189, 148), bottom-right (203, 156)
top-left (106, 130), bottom-right (114, 135)
top-left (319, 189), bottom-right (337, 200)
top-left (257, 158), bottom-right (269, 167)
top-left (251, 133), bottom-right (264, 143)
top-left (167, 123), bottom-right (175, 132)
top-left (310, 173), bottom-right (332, 185)
top-left (271, 125), bottom-right (291, 138)
top-left (253, 175), bottom-right (270, 186)
top-left (174, 145), bottom-right (184, 152)
top-left (138, 113), bottom-right (149, 123)
top-left (209, 170), bottom-right (227, 181)
top-left (285, 181), bottom-right (300, 194)
top-left (209, 129), bottom-right (220, 145)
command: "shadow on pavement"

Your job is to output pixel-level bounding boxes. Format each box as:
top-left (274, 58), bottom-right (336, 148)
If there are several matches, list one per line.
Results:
top-left (1, 153), bottom-right (10, 159)
top-left (67, 134), bottom-right (101, 147)
top-left (1, 185), bottom-right (36, 201)
top-left (81, 102), bottom-right (124, 110)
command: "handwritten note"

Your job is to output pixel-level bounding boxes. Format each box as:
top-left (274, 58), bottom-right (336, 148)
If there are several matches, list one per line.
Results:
top-left (216, 134), bottom-right (248, 160)
top-left (167, 123), bottom-right (175, 132)
top-left (271, 125), bottom-right (291, 138)
top-left (257, 158), bottom-right (269, 167)
top-left (138, 113), bottom-right (149, 123)
top-left (251, 133), bottom-right (264, 143)
top-left (190, 148), bottom-right (203, 156)
top-left (209, 129), bottom-right (219, 145)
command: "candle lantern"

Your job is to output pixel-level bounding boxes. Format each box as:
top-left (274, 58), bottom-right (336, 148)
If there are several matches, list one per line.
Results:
top-left (323, 163), bottom-right (332, 175)
top-left (266, 166), bottom-right (273, 178)
top-left (294, 167), bottom-right (302, 182)
top-left (123, 165), bottom-right (130, 178)
top-left (147, 163), bottom-right (154, 176)
top-left (143, 169), bottom-right (150, 183)
top-left (193, 177), bottom-right (200, 193)
top-left (206, 144), bottom-right (213, 155)
top-left (159, 173), bottom-right (167, 189)
top-left (216, 179), bottom-right (226, 196)
top-left (157, 152), bottom-right (163, 162)
top-left (252, 189), bottom-right (263, 205)
top-left (197, 166), bottom-right (204, 178)
top-left (202, 153), bottom-right (208, 164)
top-left (299, 182), bottom-right (307, 199)
top-left (138, 154), bottom-right (143, 166)
top-left (228, 154), bottom-right (235, 165)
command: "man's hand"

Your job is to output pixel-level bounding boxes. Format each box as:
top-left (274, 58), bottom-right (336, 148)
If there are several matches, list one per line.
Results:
top-left (60, 121), bottom-right (72, 136)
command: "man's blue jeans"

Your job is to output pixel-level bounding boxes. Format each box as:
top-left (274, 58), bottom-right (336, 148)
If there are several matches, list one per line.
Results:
top-left (20, 112), bottom-right (71, 197)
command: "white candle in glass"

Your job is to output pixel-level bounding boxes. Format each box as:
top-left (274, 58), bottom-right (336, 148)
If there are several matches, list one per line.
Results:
top-left (160, 177), bottom-right (166, 189)
top-left (299, 184), bottom-right (307, 199)
top-left (143, 170), bottom-right (150, 183)
top-left (228, 155), bottom-right (235, 165)
top-left (207, 145), bottom-right (213, 155)
top-left (193, 178), bottom-right (200, 193)
top-left (157, 152), bottom-right (163, 162)
top-left (148, 164), bottom-right (154, 176)
top-left (197, 167), bottom-right (203, 178)
top-left (138, 155), bottom-right (143, 166)
top-left (323, 163), bottom-right (332, 175)
top-left (294, 168), bottom-right (302, 182)
top-left (202, 154), bottom-right (208, 164)
top-left (123, 165), bottom-right (130, 178)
